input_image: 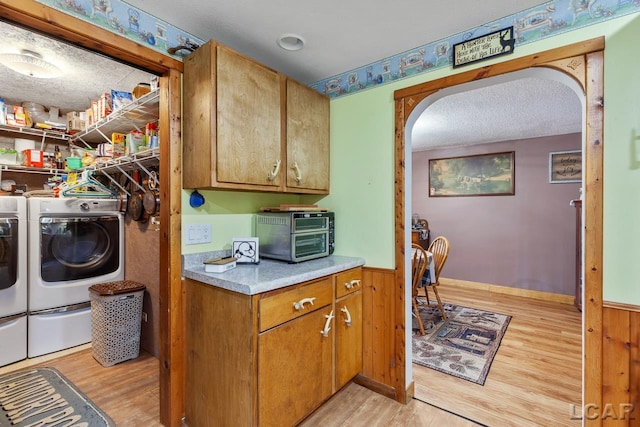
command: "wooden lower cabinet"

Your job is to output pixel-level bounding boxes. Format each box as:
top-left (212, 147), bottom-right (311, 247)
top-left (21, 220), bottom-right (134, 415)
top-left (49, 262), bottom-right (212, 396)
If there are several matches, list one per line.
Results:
top-left (335, 291), bottom-right (362, 390)
top-left (259, 307), bottom-right (334, 426)
top-left (334, 267), bottom-right (363, 391)
top-left (184, 266), bottom-right (363, 426)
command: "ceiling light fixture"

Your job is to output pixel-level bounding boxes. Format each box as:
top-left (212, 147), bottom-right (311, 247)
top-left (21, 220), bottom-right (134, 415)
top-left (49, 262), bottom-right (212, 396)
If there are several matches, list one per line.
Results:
top-left (0, 49), bottom-right (62, 78)
top-left (277, 34), bottom-right (305, 51)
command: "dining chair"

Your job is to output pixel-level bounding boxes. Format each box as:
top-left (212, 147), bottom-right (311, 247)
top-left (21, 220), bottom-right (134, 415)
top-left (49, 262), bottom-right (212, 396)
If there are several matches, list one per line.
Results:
top-left (423, 236), bottom-right (450, 320)
top-left (411, 243), bottom-right (429, 335)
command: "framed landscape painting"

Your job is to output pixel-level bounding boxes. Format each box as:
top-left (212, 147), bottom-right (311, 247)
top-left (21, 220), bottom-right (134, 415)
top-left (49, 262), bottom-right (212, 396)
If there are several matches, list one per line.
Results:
top-left (429, 151), bottom-right (515, 197)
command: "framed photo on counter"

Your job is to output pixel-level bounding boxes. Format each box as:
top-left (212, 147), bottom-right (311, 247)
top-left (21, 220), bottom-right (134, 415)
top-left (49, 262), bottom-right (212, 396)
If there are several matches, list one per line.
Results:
top-left (232, 237), bottom-right (259, 264)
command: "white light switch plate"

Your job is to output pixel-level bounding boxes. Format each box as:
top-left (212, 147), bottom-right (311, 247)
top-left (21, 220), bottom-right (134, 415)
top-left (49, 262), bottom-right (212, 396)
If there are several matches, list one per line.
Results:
top-left (185, 224), bottom-right (212, 245)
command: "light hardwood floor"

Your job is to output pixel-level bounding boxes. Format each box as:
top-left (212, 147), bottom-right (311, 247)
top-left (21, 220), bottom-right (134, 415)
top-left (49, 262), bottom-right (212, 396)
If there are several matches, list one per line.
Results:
top-left (412, 285), bottom-right (582, 427)
top-left (0, 285), bottom-right (581, 426)
top-left (0, 346), bottom-right (161, 426)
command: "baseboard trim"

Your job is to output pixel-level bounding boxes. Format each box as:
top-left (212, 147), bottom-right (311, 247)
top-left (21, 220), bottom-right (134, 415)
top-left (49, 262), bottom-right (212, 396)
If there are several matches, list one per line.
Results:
top-left (0, 343), bottom-right (91, 376)
top-left (353, 374), bottom-right (397, 400)
top-left (405, 380), bottom-right (414, 403)
top-left (440, 277), bottom-right (574, 305)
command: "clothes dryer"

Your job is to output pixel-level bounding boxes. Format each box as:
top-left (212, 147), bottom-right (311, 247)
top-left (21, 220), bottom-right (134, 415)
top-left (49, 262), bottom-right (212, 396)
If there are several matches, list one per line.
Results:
top-left (0, 196), bottom-right (27, 366)
top-left (27, 197), bottom-right (124, 357)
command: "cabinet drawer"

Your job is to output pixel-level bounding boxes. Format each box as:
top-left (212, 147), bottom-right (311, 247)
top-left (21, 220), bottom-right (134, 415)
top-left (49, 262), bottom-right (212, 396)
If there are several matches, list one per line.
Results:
top-left (335, 267), bottom-right (363, 299)
top-left (259, 278), bottom-right (333, 332)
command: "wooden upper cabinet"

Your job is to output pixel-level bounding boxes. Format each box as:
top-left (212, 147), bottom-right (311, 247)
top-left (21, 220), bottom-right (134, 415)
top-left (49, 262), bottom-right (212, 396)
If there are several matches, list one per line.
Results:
top-left (183, 40), bottom-right (216, 190)
top-left (183, 40), bottom-right (330, 194)
top-left (183, 41), bottom-right (282, 190)
top-left (217, 46), bottom-right (283, 187)
top-left (286, 79), bottom-right (330, 193)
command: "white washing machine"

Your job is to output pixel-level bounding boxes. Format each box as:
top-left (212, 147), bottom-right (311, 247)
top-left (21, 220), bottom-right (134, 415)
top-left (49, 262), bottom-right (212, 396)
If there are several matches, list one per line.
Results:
top-left (27, 197), bottom-right (124, 357)
top-left (0, 196), bottom-right (27, 367)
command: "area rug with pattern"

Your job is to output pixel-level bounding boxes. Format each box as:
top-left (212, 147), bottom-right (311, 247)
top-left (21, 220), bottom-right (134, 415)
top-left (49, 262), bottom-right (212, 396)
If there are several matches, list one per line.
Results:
top-left (0, 367), bottom-right (114, 427)
top-left (412, 302), bottom-right (511, 385)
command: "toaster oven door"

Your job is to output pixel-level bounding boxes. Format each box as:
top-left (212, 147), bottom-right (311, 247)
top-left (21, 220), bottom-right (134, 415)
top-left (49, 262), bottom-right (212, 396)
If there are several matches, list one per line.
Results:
top-left (292, 231), bottom-right (329, 262)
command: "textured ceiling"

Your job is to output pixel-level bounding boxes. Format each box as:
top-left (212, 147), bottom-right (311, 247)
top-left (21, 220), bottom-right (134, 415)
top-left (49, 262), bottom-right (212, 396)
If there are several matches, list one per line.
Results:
top-left (0, 20), bottom-right (154, 117)
top-left (411, 75), bottom-right (583, 151)
top-left (0, 1), bottom-right (582, 150)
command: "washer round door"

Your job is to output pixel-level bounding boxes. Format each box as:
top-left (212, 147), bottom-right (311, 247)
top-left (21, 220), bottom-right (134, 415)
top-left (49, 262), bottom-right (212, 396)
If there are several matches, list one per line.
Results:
top-left (40, 216), bottom-right (120, 282)
top-left (0, 218), bottom-right (18, 290)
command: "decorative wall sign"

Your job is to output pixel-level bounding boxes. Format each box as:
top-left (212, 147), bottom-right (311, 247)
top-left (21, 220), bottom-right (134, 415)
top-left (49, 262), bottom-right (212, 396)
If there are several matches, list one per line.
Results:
top-left (429, 152), bottom-right (515, 197)
top-left (549, 150), bottom-right (582, 183)
top-left (232, 237), bottom-right (259, 264)
top-left (453, 27), bottom-right (515, 68)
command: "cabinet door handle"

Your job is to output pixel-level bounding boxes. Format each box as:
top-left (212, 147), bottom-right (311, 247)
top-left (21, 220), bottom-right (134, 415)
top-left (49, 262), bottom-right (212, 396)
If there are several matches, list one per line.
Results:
top-left (293, 297), bottom-right (315, 311)
top-left (267, 160), bottom-right (281, 181)
top-left (344, 279), bottom-right (361, 290)
top-left (341, 306), bottom-right (352, 327)
top-left (292, 162), bottom-right (302, 184)
top-left (320, 310), bottom-right (334, 337)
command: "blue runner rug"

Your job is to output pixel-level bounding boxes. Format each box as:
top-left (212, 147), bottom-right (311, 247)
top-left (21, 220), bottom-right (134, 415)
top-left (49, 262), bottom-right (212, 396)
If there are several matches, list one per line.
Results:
top-left (0, 367), bottom-right (114, 426)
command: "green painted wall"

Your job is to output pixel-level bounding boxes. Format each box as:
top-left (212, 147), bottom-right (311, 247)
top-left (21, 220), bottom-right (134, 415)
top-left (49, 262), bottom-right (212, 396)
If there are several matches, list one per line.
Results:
top-left (181, 189), bottom-right (322, 253)
top-left (601, 14), bottom-right (640, 304)
top-left (180, 14), bottom-right (640, 305)
top-left (322, 14), bottom-right (640, 305)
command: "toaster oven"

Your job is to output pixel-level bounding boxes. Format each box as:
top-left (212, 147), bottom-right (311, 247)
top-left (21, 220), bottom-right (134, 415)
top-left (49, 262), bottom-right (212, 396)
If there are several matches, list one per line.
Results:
top-left (256, 211), bottom-right (334, 263)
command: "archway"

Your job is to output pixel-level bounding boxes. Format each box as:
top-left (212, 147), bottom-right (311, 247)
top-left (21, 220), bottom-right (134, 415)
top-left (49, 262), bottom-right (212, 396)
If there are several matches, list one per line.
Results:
top-left (404, 66), bottom-right (585, 424)
top-left (393, 39), bottom-right (604, 422)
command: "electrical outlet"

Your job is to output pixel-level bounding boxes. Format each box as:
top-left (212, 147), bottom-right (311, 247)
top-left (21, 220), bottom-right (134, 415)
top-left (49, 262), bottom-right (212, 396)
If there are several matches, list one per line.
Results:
top-left (185, 224), bottom-right (212, 245)
top-left (142, 312), bottom-right (148, 322)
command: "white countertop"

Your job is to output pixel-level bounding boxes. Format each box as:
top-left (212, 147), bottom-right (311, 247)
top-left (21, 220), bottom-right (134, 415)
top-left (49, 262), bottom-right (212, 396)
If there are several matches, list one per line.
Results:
top-left (182, 254), bottom-right (365, 295)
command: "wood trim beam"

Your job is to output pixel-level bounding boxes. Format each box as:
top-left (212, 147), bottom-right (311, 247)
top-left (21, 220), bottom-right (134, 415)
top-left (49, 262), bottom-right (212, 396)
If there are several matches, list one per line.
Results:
top-left (394, 37), bottom-right (603, 100)
top-left (0, 2), bottom-right (186, 425)
top-left (159, 69), bottom-right (185, 427)
top-left (393, 98), bottom-right (408, 403)
top-left (583, 50), bottom-right (604, 427)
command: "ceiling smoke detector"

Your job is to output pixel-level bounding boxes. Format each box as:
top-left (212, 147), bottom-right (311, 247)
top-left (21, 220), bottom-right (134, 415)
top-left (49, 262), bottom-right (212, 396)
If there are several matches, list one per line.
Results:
top-left (277, 34), bottom-right (305, 51)
top-left (0, 49), bottom-right (62, 78)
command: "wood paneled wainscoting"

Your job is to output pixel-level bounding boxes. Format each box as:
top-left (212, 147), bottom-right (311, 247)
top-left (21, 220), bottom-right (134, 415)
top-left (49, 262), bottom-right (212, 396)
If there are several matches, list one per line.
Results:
top-left (602, 302), bottom-right (640, 426)
top-left (355, 267), bottom-right (403, 399)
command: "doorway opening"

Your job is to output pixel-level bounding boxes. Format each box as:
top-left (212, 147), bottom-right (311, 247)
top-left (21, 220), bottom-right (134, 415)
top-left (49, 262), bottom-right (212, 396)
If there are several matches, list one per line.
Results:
top-left (404, 67), bottom-right (585, 425)
top-left (393, 38), bottom-right (604, 425)
top-left (0, 4), bottom-right (185, 425)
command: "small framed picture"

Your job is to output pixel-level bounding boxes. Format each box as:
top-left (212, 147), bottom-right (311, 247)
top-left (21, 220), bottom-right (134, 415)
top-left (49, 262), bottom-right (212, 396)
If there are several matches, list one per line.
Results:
top-left (232, 237), bottom-right (259, 264)
top-left (549, 150), bottom-right (582, 183)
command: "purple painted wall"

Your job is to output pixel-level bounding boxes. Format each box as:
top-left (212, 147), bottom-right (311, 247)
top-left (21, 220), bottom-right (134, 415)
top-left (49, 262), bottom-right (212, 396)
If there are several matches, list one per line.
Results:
top-left (412, 133), bottom-right (581, 295)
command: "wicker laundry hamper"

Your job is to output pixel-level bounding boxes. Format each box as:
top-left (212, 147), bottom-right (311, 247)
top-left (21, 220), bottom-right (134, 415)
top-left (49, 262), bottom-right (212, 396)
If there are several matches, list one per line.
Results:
top-left (89, 280), bottom-right (146, 367)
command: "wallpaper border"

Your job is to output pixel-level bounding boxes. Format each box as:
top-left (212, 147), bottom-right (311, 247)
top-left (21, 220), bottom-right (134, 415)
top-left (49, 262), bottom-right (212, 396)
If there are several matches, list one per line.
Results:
top-left (37, 0), bottom-right (640, 99)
